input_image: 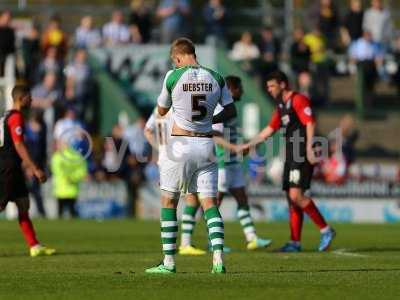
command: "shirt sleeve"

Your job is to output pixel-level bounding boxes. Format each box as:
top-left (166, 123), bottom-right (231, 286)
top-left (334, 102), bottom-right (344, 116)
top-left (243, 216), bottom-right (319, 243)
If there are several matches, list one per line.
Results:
top-left (212, 104), bottom-right (224, 133)
top-left (292, 94), bottom-right (315, 125)
top-left (157, 70), bottom-right (173, 108)
top-left (268, 109), bottom-right (281, 131)
top-left (218, 83), bottom-right (234, 107)
top-left (7, 112), bottom-right (25, 144)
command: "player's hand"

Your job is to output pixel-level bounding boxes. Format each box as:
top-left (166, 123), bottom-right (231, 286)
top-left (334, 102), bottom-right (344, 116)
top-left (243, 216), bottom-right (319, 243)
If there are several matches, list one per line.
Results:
top-left (235, 143), bottom-right (250, 156)
top-left (306, 147), bottom-right (318, 165)
top-left (33, 168), bottom-right (47, 183)
top-left (25, 167), bottom-right (35, 180)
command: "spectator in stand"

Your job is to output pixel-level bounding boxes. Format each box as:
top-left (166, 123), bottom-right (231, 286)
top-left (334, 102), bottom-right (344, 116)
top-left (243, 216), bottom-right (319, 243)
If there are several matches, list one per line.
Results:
top-left (349, 31), bottom-right (383, 62)
top-left (74, 16), bottom-right (101, 49)
top-left (230, 31), bottom-right (260, 62)
top-left (31, 72), bottom-right (64, 149)
top-left (129, 0), bottom-right (153, 44)
top-left (310, 0), bottom-right (340, 50)
top-left (102, 10), bottom-right (130, 46)
top-left (341, 0), bottom-right (364, 47)
top-left (348, 30), bottom-right (384, 107)
top-left (391, 35), bottom-right (400, 95)
top-left (363, 0), bottom-right (392, 50)
top-left (290, 28), bottom-right (311, 75)
top-left (123, 116), bottom-right (151, 163)
top-left (32, 72), bottom-right (63, 113)
top-left (304, 27), bottom-right (330, 105)
top-left (329, 114), bottom-right (359, 165)
top-left (64, 49), bottom-right (92, 118)
top-left (102, 124), bottom-right (130, 178)
top-left (53, 107), bottom-right (84, 150)
top-left (304, 27), bottom-right (327, 65)
top-left (320, 138), bottom-right (348, 185)
top-left (129, 24), bottom-right (143, 44)
top-left (37, 46), bottom-right (63, 82)
top-left (297, 71), bottom-right (314, 99)
top-left (41, 16), bottom-right (68, 61)
top-left (258, 27), bottom-right (281, 83)
top-left (25, 109), bottom-right (47, 218)
top-left (290, 28), bottom-right (313, 97)
top-left (202, 0), bottom-right (226, 45)
top-left (22, 23), bottom-right (41, 85)
top-left (157, 0), bottom-right (191, 43)
top-left (0, 10), bottom-right (15, 77)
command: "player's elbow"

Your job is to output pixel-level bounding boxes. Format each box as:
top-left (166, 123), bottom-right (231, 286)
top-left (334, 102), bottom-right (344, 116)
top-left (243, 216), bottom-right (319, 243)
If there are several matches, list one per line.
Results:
top-left (157, 105), bottom-right (169, 116)
top-left (144, 129), bottom-right (153, 143)
top-left (13, 141), bottom-right (25, 151)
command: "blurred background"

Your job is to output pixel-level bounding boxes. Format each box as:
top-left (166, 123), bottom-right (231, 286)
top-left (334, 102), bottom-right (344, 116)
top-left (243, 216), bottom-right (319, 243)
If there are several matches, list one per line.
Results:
top-left (0, 0), bottom-right (399, 222)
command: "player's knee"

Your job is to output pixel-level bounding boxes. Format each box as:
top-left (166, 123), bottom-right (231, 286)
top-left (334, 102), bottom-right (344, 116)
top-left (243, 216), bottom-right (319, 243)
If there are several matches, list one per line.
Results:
top-left (15, 197), bottom-right (30, 213)
top-left (160, 190), bottom-right (179, 208)
top-left (185, 193), bottom-right (200, 207)
top-left (199, 196), bottom-right (216, 210)
top-left (288, 190), bottom-right (302, 204)
top-left (232, 190), bottom-right (248, 206)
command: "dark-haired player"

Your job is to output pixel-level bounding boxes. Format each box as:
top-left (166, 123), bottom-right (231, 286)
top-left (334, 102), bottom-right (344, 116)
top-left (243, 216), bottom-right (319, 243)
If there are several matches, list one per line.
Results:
top-left (240, 70), bottom-right (335, 252)
top-left (0, 85), bottom-right (55, 257)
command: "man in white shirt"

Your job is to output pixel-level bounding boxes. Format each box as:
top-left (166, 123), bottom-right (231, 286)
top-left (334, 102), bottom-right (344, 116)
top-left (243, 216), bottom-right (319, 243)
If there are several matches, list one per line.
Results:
top-left (145, 37), bottom-right (236, 275)
top-left (102, 10), bottom-right (130, 46)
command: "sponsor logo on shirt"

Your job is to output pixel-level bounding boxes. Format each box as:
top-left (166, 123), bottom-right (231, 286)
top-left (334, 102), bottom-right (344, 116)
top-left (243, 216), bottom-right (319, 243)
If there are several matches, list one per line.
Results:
top-left (15, 126), bottom-right (22, 135)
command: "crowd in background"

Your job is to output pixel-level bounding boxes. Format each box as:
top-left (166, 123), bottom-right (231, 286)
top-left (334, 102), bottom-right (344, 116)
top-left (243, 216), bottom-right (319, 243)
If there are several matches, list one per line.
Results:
top-left (0, 0), bottom-right (398, 218)
top-left (229, 0), bottom-right (398, 107)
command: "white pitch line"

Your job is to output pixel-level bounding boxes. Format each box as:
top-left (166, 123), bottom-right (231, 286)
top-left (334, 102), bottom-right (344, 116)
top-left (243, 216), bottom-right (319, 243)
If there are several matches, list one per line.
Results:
top-left (333, 249), bottom-right (369, 258)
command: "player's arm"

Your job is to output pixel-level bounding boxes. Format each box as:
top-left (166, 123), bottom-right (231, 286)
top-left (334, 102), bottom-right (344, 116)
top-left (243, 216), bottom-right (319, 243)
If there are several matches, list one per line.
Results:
top-left (157, 71), bottom-right (173, 116)
top-left (211, 130), bottom-right (238, 152)
top-left (8, 114), bottom-right (46, 183)
top-left (243, 110), bottom-right (280, 150)
top-left (213, 82), bottom-right (236, 123)
top-left (144, 113), bottom-right (159, 150)
top-left (247, 126), bottom-right (276, 148)
top-left (212, 103), bottom-right (236, 124)
top-left (293, 94), bottom-right (317, 164)
top-left (144, 128), bottom-right (157, 149)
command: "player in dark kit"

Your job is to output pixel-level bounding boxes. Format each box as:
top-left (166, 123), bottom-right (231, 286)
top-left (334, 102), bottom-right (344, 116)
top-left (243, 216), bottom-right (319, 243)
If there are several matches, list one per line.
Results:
top-left (0, 85), bottom-right (56, 257)
top-left (240, 70), bottom-right (335, 252)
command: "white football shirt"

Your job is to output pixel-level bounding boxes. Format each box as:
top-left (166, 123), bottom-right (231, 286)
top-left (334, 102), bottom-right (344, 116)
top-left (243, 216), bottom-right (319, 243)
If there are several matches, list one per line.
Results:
top-left (157, 65), bottom-right (233, 133)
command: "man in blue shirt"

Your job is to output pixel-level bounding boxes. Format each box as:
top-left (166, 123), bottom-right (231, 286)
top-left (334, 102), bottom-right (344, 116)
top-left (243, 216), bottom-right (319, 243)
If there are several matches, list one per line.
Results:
top-left (157, 0), bottom-right (191, 43)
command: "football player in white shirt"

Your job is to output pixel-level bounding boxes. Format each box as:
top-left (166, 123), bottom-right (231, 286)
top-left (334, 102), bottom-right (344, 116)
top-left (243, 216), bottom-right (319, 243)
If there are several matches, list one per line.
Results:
top-left (144, 107), bottom-right (239, 256)
top-left (179, 76), bottom-right (272, 253)
top-left (144, 38), bottom-right (236, 274)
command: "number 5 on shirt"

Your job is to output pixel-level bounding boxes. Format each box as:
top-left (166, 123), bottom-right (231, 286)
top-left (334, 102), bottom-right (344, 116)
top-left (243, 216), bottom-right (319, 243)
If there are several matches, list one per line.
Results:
top-left (192, 94), bottom-right (207, 121)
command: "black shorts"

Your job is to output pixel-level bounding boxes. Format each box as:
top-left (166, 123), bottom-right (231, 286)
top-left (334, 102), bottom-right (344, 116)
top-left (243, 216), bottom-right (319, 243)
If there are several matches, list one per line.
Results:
top-left (282, 161), bottom-right (314, 191)
top-left (0, 161), bottom-right (29, 209)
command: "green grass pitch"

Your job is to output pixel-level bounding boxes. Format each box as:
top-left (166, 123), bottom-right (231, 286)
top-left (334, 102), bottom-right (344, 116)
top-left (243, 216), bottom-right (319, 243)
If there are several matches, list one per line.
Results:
top-left (0, 220), bottom-right (399, 299)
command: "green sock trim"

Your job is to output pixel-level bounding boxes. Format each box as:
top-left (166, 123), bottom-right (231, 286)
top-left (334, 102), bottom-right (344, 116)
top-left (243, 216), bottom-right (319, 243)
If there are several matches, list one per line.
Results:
top-left (243, 223), bottom-right (255, 228)
top-left (238, 205), bottom-right (250, 210)
top-left (213, 244), bottom-right (224, 251)
top-left (183, 205), bottom-right (199, 217)
top-left (161, 208), bottom-right (177, 221)
top-left (204, 206), bottom-right (220, 220)
top-left (161, 226), bottom-right (178, 232)
top-left (209, 232), bottom-right (224, 240)
top-left (162, 238), bottom-right (176, 244)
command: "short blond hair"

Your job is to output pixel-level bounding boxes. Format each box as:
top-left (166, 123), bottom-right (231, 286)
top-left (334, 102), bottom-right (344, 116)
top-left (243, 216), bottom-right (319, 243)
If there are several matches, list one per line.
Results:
top-left (170, 37), bottom-right (196, 57)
